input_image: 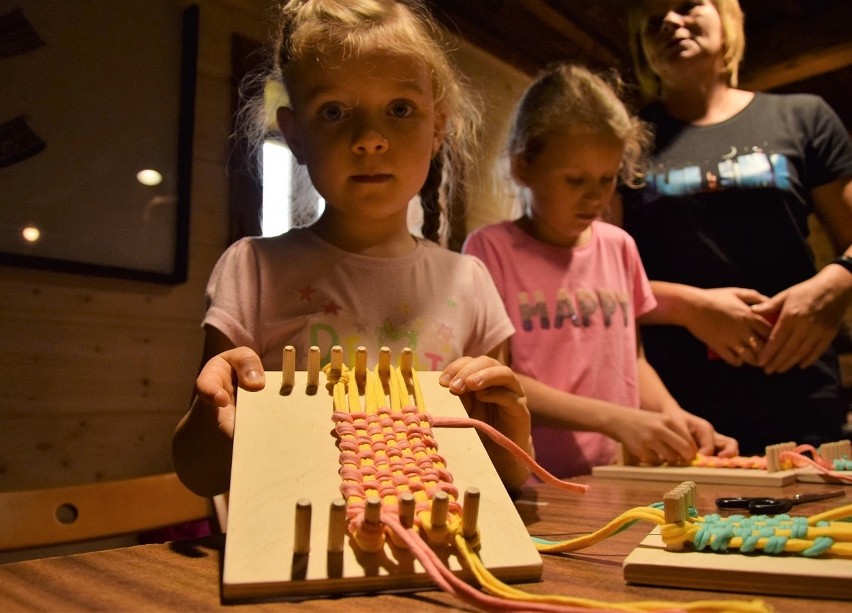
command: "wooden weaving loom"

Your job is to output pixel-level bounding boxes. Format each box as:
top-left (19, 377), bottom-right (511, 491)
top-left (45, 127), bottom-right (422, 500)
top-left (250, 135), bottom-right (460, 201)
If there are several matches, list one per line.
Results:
top-left (222, 346), bottom-right (542, 602)
top-left (621, 481), bottom-right (852, 600)
top-left (592, 440), bottom-right (852, 487)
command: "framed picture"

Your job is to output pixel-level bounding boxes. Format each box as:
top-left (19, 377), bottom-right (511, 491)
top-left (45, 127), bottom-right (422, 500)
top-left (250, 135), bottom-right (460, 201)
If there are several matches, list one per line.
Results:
top-left (0, 2), bottom-right (198, 284)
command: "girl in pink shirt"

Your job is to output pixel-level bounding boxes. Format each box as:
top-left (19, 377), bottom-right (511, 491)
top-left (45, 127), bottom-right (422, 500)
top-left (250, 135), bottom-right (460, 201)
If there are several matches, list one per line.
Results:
top-left (464, 63), bottom-right (737, 478)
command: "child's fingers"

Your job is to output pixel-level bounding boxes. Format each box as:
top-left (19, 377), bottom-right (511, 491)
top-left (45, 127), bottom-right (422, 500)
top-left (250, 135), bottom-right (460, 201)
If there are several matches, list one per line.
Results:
top-left (452, 363), bottom-right (524, 397)
top-left (439, 355), bottom-right (500, 393)
top-left (714, 433), bottom-right (739, 457)
top-left (195, 347), bottom-right (266, 405)
top-left (222, 347), bottom-right (266, 389)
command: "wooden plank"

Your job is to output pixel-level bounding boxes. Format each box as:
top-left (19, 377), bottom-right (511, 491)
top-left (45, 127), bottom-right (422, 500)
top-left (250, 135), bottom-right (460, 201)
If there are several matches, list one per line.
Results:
top-left (592, 464), bottom-right (799, 487)
top-left (624, 526), bottom-right (852, 600)
top-left (223, 369), bottom-right (542, 601)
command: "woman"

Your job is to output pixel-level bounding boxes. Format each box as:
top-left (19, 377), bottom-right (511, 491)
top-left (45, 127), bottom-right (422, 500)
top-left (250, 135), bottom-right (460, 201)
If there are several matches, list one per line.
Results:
top-left (617, 0), bottom-right (852, 454)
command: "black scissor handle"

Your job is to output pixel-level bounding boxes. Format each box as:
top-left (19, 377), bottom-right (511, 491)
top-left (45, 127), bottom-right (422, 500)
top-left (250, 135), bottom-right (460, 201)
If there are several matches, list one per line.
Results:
top-left (746, 498), bottom-right (791, 514)
top-left (715, 497), bottom-right (791, 514)
top-left (715, 497), bottom-right (753, 510)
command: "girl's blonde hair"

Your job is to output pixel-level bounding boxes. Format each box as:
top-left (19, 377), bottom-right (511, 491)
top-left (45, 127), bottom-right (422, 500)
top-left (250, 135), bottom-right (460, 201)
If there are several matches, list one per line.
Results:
top-left (508, 63), bottom-right (651, 188)
top-left (244, 0), bottom-right (480, 243)
top-left (628, 0), bottom-right (746, 101)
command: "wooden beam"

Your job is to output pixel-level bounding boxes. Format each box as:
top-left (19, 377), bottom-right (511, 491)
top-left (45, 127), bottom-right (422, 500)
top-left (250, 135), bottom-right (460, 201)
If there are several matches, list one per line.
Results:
top-left (519, 0), bottom-right (620, 67)
top-left (741, 40), bottom-right (852, 91)
top-left (740, 2), bottom-right (852, 90)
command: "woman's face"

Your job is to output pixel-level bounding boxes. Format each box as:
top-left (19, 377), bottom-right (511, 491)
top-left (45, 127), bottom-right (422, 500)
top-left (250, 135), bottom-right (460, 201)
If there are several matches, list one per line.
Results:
top-left (638, 0), bottom-right (725, 83)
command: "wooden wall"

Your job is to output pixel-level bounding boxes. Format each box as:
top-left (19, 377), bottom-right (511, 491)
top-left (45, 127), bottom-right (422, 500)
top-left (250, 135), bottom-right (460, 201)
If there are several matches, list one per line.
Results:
top-left (0, 0), bottom-right (273, 492)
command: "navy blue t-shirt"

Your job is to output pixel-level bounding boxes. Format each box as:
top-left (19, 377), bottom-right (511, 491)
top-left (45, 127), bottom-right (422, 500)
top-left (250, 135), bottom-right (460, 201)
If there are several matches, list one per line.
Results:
top-left (622, 93), bottom-right (852, 453)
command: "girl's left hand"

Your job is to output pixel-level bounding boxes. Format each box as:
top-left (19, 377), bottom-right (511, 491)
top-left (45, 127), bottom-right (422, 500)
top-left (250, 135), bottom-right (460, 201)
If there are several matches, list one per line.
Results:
top-left (752, 272), bottom-right (851, 374)
top-left (439, 356), bottom-right (532, 489)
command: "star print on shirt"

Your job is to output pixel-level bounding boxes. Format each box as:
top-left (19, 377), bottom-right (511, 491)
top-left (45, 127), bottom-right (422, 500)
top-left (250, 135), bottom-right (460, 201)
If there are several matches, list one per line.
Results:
top-left (297, 285), bottom-right (317, 301)
top-left (437, 323), bottom-right (454, 343)
top-left (323, 301), bottom-right (342, 315)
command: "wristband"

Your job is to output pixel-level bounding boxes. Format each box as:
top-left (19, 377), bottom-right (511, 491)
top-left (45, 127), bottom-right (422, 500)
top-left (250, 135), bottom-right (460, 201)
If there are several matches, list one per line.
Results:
top-left (828, 254), bottom-right (852, 275)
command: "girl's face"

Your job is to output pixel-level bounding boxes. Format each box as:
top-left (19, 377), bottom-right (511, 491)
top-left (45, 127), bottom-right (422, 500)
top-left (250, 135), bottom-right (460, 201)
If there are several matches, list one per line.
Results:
top-left (639, 0), bottom-right (725, 82)
top-left (278, 47), bottom-right (443, 227)
top-left (513, 131), bottom-right (624, 249)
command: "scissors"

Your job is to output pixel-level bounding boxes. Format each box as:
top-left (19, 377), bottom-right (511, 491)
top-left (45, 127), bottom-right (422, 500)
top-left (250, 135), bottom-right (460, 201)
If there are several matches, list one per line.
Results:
top-left (715, 490), bottom-right (845, 514)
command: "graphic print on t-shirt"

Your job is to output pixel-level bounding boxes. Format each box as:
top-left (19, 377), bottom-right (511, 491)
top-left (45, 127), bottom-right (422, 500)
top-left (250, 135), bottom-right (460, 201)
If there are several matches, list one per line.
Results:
top-left (517, 287), bottom-right (629, 332)
top-left (646, 145), bottom-right (792, 197)
top-left (294, 283), bottom-right (458, 370)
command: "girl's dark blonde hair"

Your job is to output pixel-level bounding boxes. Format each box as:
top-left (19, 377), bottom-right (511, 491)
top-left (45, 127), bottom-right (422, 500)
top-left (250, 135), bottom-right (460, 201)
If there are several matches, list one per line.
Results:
top-left (508, 63), bottom-right (651, 188)
top-left (628, 0), bottom-right (746, 101)
top-left (245, 0), bottom-right (480, 243)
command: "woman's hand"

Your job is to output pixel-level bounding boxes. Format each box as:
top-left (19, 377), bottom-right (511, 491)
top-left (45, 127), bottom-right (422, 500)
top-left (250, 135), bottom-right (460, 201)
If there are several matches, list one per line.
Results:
top-left (194, 347), bottom-right (266, 438)
top-left (683, 287), bottom-right (774, 367)
top-left (753, 269), bottom-right (852, 373)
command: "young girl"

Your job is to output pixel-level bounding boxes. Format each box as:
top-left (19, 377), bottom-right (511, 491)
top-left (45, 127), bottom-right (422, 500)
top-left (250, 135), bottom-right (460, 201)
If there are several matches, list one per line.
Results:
top-left (464, 63), bottom-right (738, 478)
top-left (172, 0), bottom-right (532, 497)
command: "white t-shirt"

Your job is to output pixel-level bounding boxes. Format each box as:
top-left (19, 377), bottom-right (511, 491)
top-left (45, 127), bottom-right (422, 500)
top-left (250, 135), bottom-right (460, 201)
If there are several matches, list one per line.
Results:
top-left (203, 228), bottom-right (515, 371)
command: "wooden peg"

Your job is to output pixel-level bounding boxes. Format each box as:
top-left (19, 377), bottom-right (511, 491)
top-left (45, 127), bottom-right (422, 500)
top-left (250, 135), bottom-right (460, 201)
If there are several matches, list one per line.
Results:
top-left (400, 347), bottom-right (413, 376)
top-left (328, 345), bottom-right (343, 385)
top-left (294, 498), bottom-right (312, 555)
top-left (281, 345), bottom-right (295, 394)
top-left (462, 487), bottom-right (480, 539)
top-left (378, 346), bottom-right (392, 396)
top-left (378, 346), bottom-right (391, 375)
top-left (327, 498), bottom-right (347, 553)
top-left (307, 346), bottom-right (321, 391)
top-left (355, 346), bottom-right (367, 391)
top-left (365, 496), bottom-right (382, 525)
top-left (431, 491), bottom-right (449, 528)
top-left (766, 441), bottom-right (795, 472)
top-left (819, 440), bottom-right (851, 463)
top-left (398, 492), bottom-right (415, 529)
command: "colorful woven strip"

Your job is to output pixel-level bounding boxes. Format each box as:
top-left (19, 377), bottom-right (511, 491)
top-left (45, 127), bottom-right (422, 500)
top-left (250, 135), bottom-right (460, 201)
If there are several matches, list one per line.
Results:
top-left (692, 444), bottom-right (852, 484)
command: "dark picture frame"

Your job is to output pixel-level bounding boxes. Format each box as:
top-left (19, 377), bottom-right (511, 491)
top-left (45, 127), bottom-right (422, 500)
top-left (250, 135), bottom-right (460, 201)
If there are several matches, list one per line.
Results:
top-left (0, 2), bottom-right (198, 284)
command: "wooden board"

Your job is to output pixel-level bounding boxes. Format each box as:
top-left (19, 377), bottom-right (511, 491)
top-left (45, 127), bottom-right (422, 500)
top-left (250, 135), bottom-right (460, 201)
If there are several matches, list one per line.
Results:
top-left (623, 526), bottom-right (852, 600)
top-left (592, 464), bottom-right (799, 487)
top-left (222, 370), bottom-right (542, 602)
top-left (795, 467), bottom-right (852, 485)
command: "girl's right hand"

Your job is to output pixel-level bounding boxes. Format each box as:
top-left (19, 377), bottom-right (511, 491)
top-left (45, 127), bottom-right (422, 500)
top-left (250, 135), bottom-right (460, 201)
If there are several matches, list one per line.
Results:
top-left (609, 410), bottom-right (697, 466)
top-left (194, 347), bottom-right (266, 438)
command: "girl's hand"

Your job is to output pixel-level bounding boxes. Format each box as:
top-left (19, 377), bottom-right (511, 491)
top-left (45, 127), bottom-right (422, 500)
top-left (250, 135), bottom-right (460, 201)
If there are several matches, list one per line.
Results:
top-left (194, 347), bottom-right (266, 438)
top-left (753, 272), bottom-right (852, 374)
top-left (684, 287), bottom-right (773, 367)
top-left (676, 410), bottom-right (739, 458)
top-left (439, 356), bottom-right (532, 489)
top-left (610, 408), bottom-right (738, 465)
top-left (609, 410), bottom-right (696, 465)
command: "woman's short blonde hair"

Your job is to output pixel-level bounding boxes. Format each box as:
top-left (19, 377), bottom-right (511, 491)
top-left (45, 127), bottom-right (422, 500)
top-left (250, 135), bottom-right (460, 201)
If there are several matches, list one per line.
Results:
top-left (628, 0), bottom-right (746, 100)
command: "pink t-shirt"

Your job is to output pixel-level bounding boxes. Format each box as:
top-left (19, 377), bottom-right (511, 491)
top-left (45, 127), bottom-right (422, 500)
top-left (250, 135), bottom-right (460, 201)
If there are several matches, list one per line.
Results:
top-left (464, 220), bottom-right (656, 477)
top-left (203, 228), bottom-right (514, 371)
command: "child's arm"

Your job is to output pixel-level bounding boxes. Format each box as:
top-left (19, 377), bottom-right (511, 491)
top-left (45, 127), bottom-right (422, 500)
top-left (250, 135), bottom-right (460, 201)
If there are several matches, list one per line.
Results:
top-left (518, 373), bottom-right (706, 466)
top-left (172, 327), bottom-right (266, 497)
top-left (439, 352), bottom-right (532, 493)
top-left (636, 343), bottom-right (739, 459)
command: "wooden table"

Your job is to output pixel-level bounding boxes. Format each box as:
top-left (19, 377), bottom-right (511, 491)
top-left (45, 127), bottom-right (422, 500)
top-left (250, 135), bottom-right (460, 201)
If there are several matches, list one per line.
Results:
top-left (0, 476), bottom-right (848, 611)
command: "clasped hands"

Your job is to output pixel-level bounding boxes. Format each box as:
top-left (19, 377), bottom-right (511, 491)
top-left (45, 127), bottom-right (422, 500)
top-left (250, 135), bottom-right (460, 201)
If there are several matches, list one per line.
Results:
top-left (691, 275), bottom-right (849, 374)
